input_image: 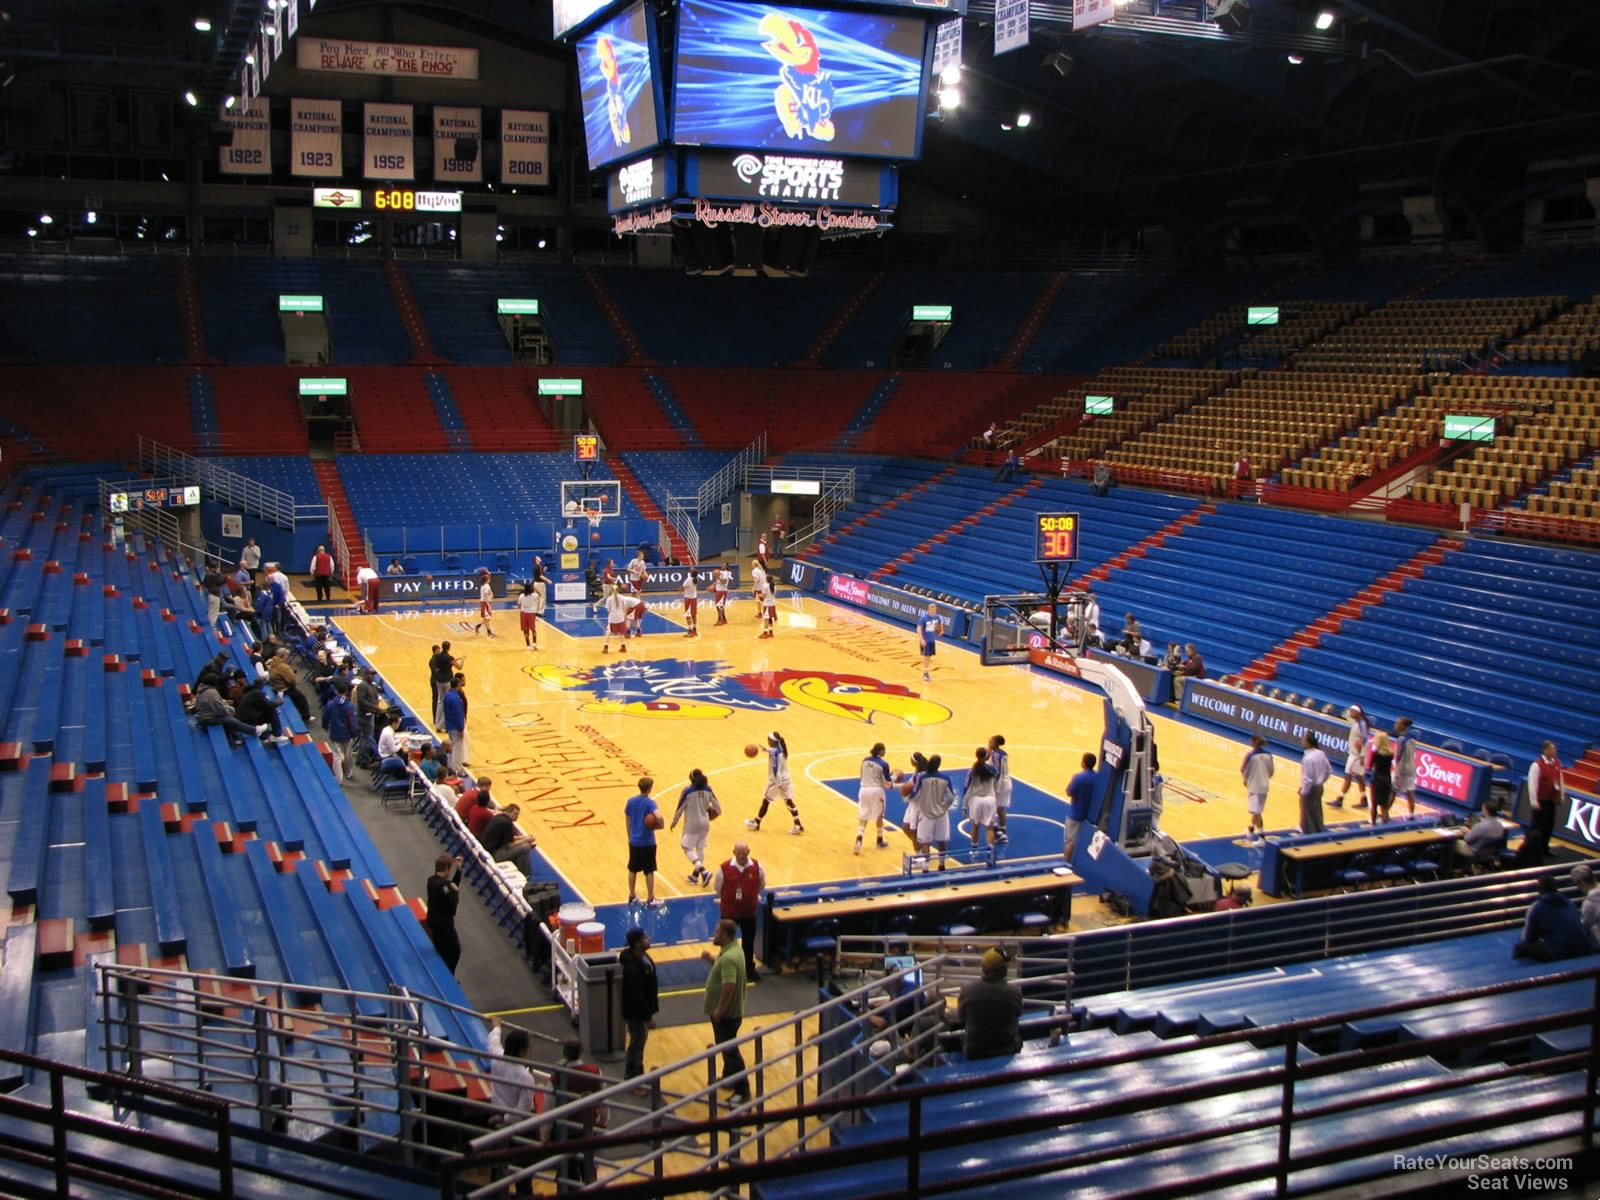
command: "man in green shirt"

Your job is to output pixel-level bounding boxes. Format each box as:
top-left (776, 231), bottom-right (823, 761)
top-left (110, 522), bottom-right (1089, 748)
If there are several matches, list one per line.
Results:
top-left (701, 918), bottom-right (750, 1102)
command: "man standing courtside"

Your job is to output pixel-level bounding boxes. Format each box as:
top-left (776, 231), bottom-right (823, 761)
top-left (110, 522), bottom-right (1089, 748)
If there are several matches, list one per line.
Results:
top-left (1519, 741), bottom-right (1564, 866)
top-left (1299, 731), bottom-right (1331, 835)
top-left (712, 842), bottom-right (766, 981)
top-left (702, 919), bottom-right (750, 1104)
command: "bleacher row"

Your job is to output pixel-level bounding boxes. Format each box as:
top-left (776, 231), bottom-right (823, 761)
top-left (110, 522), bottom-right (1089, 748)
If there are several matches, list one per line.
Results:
top-left (0, 481), bottom-right (488, 1103)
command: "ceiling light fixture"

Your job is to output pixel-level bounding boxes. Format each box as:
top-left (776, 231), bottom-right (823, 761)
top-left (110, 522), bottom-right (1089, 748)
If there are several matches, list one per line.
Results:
top-left (194, 17), bottom-right (212, 33)
top-left (244, 52), bottom-right (255, 65)
top-left (1017, 111), bottom-right (1033, 128)
top-left (224, 95), bottom-right (236, 109)
top-left (1315, 10), bottom-right (1335, 30)
top-left (1286, 53), bottom-right (1304, 64)
top-left (939, 63), bottom-right (960, 86)
top-left (38, 213), bottom-right (52, 224)
top-left (183, 90), bottom-right (198, 106)
top-left (85, 211), bottom-right (96, 224)
top-left (938, 87), bottom-right (961, 110)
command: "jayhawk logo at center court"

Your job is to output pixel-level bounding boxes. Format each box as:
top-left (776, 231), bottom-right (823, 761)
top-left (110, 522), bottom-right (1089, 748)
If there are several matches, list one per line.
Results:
top-left (525, 658), bottom-right (949, 725)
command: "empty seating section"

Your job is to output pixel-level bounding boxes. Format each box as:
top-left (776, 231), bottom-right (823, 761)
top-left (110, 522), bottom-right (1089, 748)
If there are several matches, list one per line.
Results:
top-left (1107, 371), bottom-right (1397, 488)
top-left (1507, 292), bottom-right (1600, 364)
top-left (206, 368), bottom-right (313, 455)
top-left (1278, 376), bottom-right (1434, 490)
top-left (596, 269), bottom-right (857, 366)
top-left (1235, 302), bottom-right (1364, 360)
top-left (0, 482), bottom-right (479, 1089)
top-left (1035, 369), bottom-right (1231, 464)
top-left (1293, 296), bottom-right (1556, 371)
top-left (0, 255), bottom-right (185, 365)
top-left (821, 271), bottom-right (1048, 370)
top-left (1271, 536), bottom-right (1600, 764)
top-left (404, 262), bottom-right (623, 365)
top-left (1017, 270), bottom-right (1170, 372)
top-left (193, 258), bottom-right (411, 365)
top-left (581, 370), bottom-right (688, 447)
top-left (1409, 376), bottom-right (1600, 509)
top-left (436, 370), bottom-right (561, 451)
top-left (658, 368), bottom-right (881, 450)
top-left (852, 374), bottom-right (1064, 459)
top-left (1091, 504), bottom-right (1436, 676)
top-left (621, 451), bottom-right (735, 513)
top-left (3, 367), bottom-right (197, 458)
top-left (339, 367), bottom-right (449, 452)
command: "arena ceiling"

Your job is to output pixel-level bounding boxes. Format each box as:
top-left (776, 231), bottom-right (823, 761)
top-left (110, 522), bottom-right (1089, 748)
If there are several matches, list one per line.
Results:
top-left (3, 0), bottom-right (1597, 240)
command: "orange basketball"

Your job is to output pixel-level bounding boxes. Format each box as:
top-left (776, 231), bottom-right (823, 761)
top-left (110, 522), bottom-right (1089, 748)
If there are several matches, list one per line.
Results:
top-left (744, 743), bottom-right (760, 758)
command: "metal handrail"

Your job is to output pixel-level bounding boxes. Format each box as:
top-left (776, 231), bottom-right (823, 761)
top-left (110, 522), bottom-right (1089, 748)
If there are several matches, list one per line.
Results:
top-left (137, 435), bottom-right (324, 531)
top-left (463, 964), bottom-right (1600, 1200)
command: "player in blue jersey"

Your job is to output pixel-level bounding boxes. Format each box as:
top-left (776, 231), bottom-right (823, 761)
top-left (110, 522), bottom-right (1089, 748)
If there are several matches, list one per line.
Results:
top-left (988, 734), bottom-right (1011, 844)
top-left (854, 741), bottom-right (893, 855)
top-left (745, 731), bottom-right (803, 835)
top-left (917, 602), bottom-right (944, 682)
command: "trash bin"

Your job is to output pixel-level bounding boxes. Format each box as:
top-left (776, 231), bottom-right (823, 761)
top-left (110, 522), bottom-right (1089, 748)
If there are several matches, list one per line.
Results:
top-left (576, 951), bottom-right (625, 1062)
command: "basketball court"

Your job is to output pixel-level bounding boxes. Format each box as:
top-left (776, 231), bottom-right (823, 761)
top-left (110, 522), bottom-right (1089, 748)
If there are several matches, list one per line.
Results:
top-left (331, 574), bottom-right (1330, 951)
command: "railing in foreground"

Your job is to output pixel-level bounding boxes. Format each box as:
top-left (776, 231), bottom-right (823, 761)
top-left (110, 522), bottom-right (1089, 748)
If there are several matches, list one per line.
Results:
top-left (452, 966), bottom-right (1600, 1200)
top-left (99, 479), bottom-right (234, 569)
top-left (664, 432), bottom-right (765, 563)
top-left (138, 435), bottom-right (325, 532)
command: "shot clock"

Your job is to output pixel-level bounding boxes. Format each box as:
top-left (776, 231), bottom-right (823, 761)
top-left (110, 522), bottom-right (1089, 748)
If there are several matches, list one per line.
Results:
top-left (1034, 512), bottom-right (1080, 564)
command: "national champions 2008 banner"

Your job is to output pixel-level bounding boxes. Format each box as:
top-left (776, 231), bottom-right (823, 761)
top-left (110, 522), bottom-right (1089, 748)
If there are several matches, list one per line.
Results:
top-left (501, 109), bottom-right (550, 185)
top-left (364, 102), bottom-right (415, 180)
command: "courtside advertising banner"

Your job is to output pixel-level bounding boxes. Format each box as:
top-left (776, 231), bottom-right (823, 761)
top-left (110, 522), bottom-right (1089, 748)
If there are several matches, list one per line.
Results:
top-left (364, 102), bottom-right (415, 180)
top-left (219, 98), bottom-right (271, 175)
top-left (291, 98), bottom-right (343, 177)
top-left (501, 109), bottom-right (551, 185)
top-left (433, 106), bottom-right (482, 182)
top-left (1557, 789), bottom-right (1600, 853)
top-left (298, 37), bottom-right (480, 79)
top-left (825, 570), bottom-right (959, 631)
top-left (641, 564), bottom-right (741, 592)
top-left (1181, 679), bottom-right (1348, 750)
top-left (1410, 744), bottom-right (1491, 810)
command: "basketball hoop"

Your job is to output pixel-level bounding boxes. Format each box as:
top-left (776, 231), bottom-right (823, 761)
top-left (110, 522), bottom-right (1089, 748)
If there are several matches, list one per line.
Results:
top-left (584, 505), bottom-right (603, 544)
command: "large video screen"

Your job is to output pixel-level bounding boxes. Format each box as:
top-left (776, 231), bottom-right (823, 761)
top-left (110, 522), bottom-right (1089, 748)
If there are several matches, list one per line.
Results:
top-left (576, 2), bottom-right (666, 171)
top-left (673, 0), bottom-right (931, 160)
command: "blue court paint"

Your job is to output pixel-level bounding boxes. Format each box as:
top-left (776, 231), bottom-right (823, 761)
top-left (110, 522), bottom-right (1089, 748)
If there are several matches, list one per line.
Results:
top-left (819, 776), bottom-right (1075, 865)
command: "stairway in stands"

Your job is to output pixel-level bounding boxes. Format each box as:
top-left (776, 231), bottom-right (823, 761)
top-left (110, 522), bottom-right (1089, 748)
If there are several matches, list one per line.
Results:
top-left (312, 461), bottom-right (370, 576)
top-left (1232, 536), bottom-right (1457, 683)
top-left (833, 376), bottom-right (901, 450)
top-left (799, 271), bottom-right (885, 365)
top-left (188, 372), bottom-right (221, 456)
top-left (424, 373), bottom-right (473, 452)
top-left (801, 465), bottom-right (959, 558)
top-left (580, 267), bottom-right (649, 364)
top-left (641, 374), bottom-right (703, 447)
top-left (1073, 502), bottom-right (1218, 588)
top-left (871, 476), bottom-right (1046, 580)
top-left (385, 261), bottom-right (439, 363)
top-left (173, 259), bottom-right (212, 363)
top-left (997, 273), bottom-right (1069, 369)
top-left (607, 455), bottom-right (691, 561)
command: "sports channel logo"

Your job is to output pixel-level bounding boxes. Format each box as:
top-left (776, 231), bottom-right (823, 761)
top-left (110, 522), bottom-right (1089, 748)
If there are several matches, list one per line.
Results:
top-left (731, 152), bottom-right (845, 201)
top-left (616, 156), bottom-right (656, 206)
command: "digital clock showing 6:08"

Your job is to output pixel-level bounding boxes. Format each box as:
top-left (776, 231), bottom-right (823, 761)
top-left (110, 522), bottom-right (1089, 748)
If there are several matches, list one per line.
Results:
top-left (1034, 512), bottom-right (1081, 563)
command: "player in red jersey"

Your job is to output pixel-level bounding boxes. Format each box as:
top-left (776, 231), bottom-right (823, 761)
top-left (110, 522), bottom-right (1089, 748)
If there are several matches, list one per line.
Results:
top-left (682, 572), bottom-right (699, 637)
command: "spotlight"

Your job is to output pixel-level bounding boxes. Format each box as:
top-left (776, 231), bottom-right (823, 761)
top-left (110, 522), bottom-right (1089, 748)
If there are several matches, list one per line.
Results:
top-left (38, 213), bottom-right (52, 224)
top-left (939, 63), bottom-right (960, 86)
top-left (1286, 54), bottom-right (1304, 64)
top-left (1043, 50), bottom-right (1073, 77)
top-left (85, 211), bottom-right (96, 224)
top-left (193, 17), bottom-right (212, 32)
top-left (537, 239), bottom-right (547, 249)
top-left (26, 226), bottom-right (36, 237)
top-left (1017, 111), bottom-right (1033, 128)
top-left (938, 87), bottom-right (961, 110)
top-left (244, 52), bottom-right (254, 65)
top-left (183, 90), bottom-right (198, 107)
top-left (224, 95), bottom-right (236, 109)
top-left (1315, 10), bottom-right (1335, 30)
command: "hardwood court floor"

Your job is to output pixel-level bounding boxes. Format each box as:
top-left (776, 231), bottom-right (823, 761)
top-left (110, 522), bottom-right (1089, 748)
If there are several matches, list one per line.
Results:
top-left (334, 589), bottom-right (1315, 909)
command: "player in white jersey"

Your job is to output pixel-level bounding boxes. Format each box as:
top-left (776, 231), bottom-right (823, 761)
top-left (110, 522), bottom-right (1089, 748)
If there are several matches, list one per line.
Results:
top-left (854, 742), bottom-right (893, 854)
top-left (626, 550), bottom-right (648, 595)
top-left (712, 565), bottom-right (732, 625)
top-left (517, 582), bottom-right (540, 649)
top-left (759, 577), bottom-right (778, 639)
top-left (988, 734), bottom-right (1012, 844)
top-left (745, 731), bottom-right (803, 834)
top-left (670, 768), bottom-right (722, 885)
top-left (750, 561), bottom-right (767, 618)
top-left (601, 585), bottom-right (629, 653)
top-left (963, 746), bottom-right (999, 851)
top-left (682, 573), bottom-right (699, 638)
top-left (472, 571), bottom-right (497, 637)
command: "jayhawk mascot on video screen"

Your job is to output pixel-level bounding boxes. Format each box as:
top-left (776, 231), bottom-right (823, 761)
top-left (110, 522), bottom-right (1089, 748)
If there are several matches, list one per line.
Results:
top-left (758, 12), bottom-right (835, 142)
top-left (595, 34), bottom-right (632, 148)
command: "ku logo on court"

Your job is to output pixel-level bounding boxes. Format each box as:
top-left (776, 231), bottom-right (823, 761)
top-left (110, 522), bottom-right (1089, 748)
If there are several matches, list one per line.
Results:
top-left (525, 659), bottom-right (950, 726)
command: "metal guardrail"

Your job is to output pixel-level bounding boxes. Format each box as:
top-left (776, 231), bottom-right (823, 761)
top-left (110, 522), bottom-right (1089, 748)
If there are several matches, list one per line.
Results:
top-left (664, 432), bottom-right (769, 564)
top-left (137, 435), bottom-right (325, 532)
top-left (98, 477), bottom-right (234, 569)
top-left (743, 464), bottom-right (857, 552)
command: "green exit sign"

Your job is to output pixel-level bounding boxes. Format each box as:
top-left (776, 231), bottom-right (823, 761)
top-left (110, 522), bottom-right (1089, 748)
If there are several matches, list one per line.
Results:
top-left (299, 378), bottom-right (349, 397)
top-left (1085, 395), bottom-right (1114, 415)
top-left (538, 378), bottom-right (584, 396)
top-left (1246, 306), bottom-right (1280, 326)
top-left (912, 305), bottom-right (953, 322)
top-left (498, 299), bottom-right (540, 315)
top-left (1443, 414), bottom-right (1495, 442)
top-left (279, 295), bottom-right (325, 313)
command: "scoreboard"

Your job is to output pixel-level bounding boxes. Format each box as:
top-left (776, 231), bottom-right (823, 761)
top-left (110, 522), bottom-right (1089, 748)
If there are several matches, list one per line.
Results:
top-left (1034, 512), bottom-right (1079, 564)
top-left (108, 486), bottom-right (201, 513)
top-left (311, 188), bottom-right (463, 212)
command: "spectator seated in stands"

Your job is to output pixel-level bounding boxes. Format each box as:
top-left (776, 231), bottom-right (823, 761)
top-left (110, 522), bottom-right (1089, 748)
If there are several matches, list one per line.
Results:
top-left (386, 559), bottom-right (405, 576)
top-left (1214, 883), bottom-right (1253, 912)
top-left (417, 742), bottom-right (443, 784)
top-left (1573, 865), bottom-right (1600, 951)
top-left (949, 948), bottom-right (1024, 1061)
top-left (480, 801), bottom-right (538, 877)
top-left (1456, 800), bottom-right (1506, 871)
top-left (458, 778), bottom-right (499, 839)
top-left (235, 680), bottom-right (290, 745)
top-left (267, 647), bottom-right (312, 724)
top-left (375, 712), bottom-right (402, 764)
top-left (1179, 643), bottom-right (1206, 680)
top-left (1512, 875), bottom-right (1593, 963)
top-left (1090, 459), bottom-right (1115, 497)
top-left (193, 680), bottom-right (271, 747)
top-left (1117, 613), bottom-right (1142, 657)
top-left (1162, 642), bottom-right (1183, 672)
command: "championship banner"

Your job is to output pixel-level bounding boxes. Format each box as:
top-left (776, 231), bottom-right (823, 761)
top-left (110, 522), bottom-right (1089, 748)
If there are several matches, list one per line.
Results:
top-left (285, 0), bottom-right (299, 39)
top-left (298, 37), bottom-right (479, 80)
top-left (291, 98), bottom-right (343, 178)
top-left (363, 102), bottom-right (415, 180)
top-left (500, 109), bottom-right (550, 185)
top-left (994, 0), bottom-right (1030, 54)
top-left (432, 106), bottom-right (482, 183)
top-left (1073, 0), bottom-right (1116, 30)
top-left (932, 18), bottom-right (963, 77)
top-left (219, 98), bottom-right (271, 176)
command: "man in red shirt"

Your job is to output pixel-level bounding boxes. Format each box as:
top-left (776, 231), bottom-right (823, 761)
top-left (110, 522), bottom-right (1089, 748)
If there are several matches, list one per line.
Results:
top-left (711, 841), bottom-right (766, 981)
top-left (1519, 742), bottom-right (1564, 866)
top-left (309, 544), bottom-right (336, 603)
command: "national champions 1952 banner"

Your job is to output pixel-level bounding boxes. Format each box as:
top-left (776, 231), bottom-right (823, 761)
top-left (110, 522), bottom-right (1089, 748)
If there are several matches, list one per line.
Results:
top-left (290, 98), bottom-right (343, 177)
top-left (432, 106), bottom-right (482, 183)
top-left (364, 102), bottom-right (415, 180)
top-left (501, 109), bottom-right (551, 185)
